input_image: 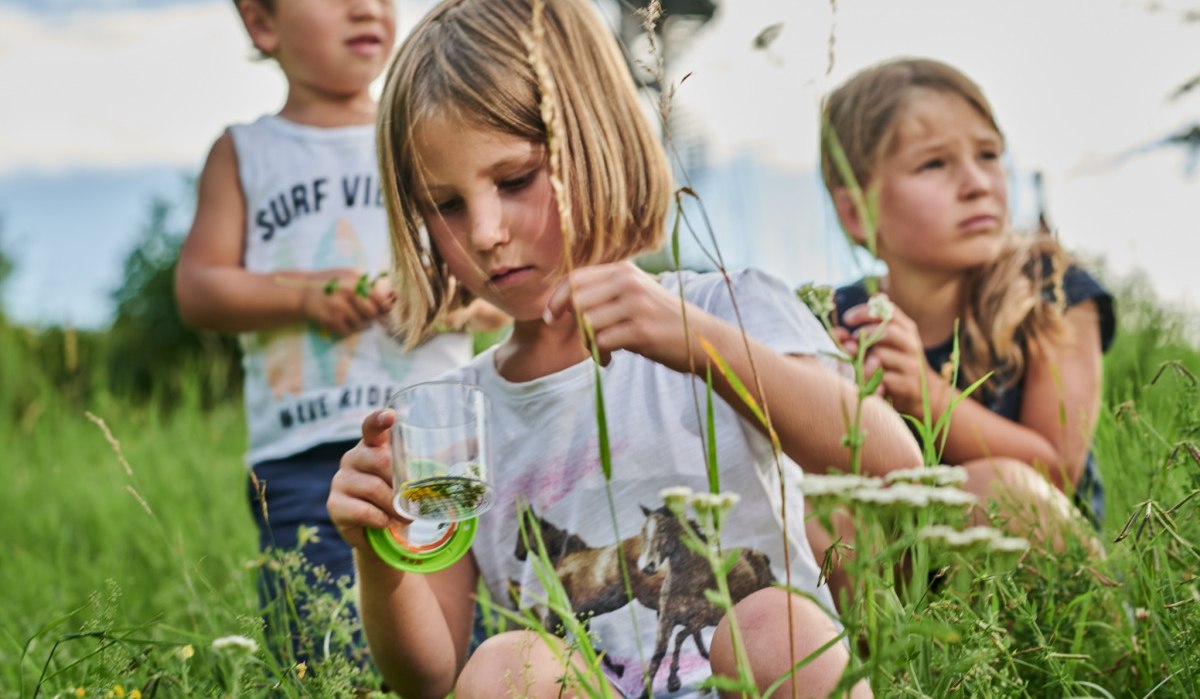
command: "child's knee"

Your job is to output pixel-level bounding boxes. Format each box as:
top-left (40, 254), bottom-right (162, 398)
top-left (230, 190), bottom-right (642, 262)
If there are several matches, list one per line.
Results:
top-left (455, 630), bottom-right (583, 699)
top-left (711, 587), bottom-right (865, 698)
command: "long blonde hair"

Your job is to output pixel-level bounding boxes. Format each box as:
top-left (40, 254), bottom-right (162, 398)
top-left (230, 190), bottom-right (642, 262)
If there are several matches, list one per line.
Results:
top-left (821, 58), bottom-right (1069, 395)
top-left (376, 0), bottom-right (672, 344)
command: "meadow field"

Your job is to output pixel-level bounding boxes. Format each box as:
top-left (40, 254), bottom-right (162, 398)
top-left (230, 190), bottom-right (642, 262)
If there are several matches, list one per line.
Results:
top-left (2, 273), bottom-right (1199, 698)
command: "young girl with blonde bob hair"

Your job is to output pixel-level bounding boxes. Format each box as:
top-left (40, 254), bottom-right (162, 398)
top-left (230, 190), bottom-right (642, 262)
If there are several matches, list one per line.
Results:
top-left (328, 0), bottom-right (921, 696)
top-left (822, 58), bottom-right (1115, 537)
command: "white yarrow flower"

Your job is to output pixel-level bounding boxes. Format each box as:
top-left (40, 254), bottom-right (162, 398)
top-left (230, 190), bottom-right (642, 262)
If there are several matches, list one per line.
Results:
top-left (800, 474), bottom-right (883, 498)
top-left (848, 483), bottom-right (976, 509)
top-left (660, 487), bottom-right (693, 509)
top-left (989, 536), bottom-right (1030, 554)
top-left (212, 635), bottom-right (259, 654)
top-left (885, 465), bottom-right (968, 487)
top-left (867, 293), bottom-right (895, 323)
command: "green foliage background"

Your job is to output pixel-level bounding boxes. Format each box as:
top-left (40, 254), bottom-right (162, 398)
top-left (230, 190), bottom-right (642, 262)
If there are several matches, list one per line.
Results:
top-left (2, 193), bottom-right (1199, 697)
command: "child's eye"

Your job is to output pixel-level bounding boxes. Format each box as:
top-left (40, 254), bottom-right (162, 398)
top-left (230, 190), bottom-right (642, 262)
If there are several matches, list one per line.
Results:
top-left (499, 172), bottom-right (535, 191)
top-left (980, 150), bottom-right (999, 161)
top-left (918, 158), bottom-right (944, 172)
top-left (434, 197), bottom-right (464, 214)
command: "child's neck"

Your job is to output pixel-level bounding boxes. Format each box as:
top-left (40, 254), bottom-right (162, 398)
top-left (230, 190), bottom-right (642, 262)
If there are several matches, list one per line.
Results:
top-left (493, 316), bottom-right (592, 383)
top-left (278, 89), bottom-right (377, 128)
top-left (881, 271), bottom-right (964, 348)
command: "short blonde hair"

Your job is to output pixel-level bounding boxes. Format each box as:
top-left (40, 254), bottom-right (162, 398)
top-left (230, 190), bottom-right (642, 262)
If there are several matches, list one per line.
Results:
top-left (378, 0), bottom-right (672, 343)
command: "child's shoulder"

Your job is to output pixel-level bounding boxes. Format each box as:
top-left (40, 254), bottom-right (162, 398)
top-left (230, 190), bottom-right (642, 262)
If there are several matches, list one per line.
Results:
top-left (657, 267), bottom-right (793, 305)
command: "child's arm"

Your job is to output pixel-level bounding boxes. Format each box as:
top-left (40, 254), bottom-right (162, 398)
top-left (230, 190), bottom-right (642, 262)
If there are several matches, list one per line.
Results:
top-left (175, 133), bottom-right (394, 336)
top-left (327, 409), bottom-right (477, 696)
top-left (544, 263), bottom-right (922, 477)
top-left (841, 300), bottom-right (1103, 489)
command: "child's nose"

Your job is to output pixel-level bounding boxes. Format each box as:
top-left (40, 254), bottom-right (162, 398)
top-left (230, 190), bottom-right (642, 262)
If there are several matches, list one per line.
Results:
top-left (348, 0), bottom-right (385, 19)
top-left (959, 160), bottom-right (993, 196)
top-left (469, 198), bottom-right (508, 250)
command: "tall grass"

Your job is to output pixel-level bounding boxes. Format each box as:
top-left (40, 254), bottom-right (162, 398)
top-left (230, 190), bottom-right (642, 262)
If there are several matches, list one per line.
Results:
top-left (3, 269), bottom-right (1199, 697)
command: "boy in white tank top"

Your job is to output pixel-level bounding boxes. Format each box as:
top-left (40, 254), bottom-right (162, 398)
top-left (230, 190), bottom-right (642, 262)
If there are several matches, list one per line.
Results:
top-left (175, 0), bottom-right (502, 664)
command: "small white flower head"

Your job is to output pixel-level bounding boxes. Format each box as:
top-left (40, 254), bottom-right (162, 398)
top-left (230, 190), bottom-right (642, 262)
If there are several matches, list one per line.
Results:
top-left (688, 491), bottom-right (723, 517)
top-left (867, 293), bottom-right (895, 323)
top-left (800, 474), bottom-right (883, 500)
top-left (919, 525), bottom-right (1021, 552)
top-left (211, 635), bottom-right (259, 655)
top-left (989, 536), bottom-right (1030, 554)
top-left (660, 487), bottom-right (693, 512)
top-left (715, 492), bottom-right (741, 513)
top-left (176, 644), bottom-right (195, 661)
top-left (885, 465), bottom-right (968, 487)
top-left (848, 483), bottom-right (976, 510)
top-left (797, 284), bottom-right (836, 324)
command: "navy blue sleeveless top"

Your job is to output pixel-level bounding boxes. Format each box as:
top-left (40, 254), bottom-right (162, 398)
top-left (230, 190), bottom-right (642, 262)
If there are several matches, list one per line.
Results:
top-left (834, 265), bottom-right (1115, 527)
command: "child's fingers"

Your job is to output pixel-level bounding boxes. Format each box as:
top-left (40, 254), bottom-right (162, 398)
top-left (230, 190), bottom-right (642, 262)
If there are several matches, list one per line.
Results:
top-left (360, 408), bottom-right (395, 449)
top-left (542, 276), bottom-right (573, 324)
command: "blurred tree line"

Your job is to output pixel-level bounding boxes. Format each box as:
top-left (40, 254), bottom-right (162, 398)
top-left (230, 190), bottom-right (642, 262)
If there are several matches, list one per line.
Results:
top-left (0, 184), bottom-right (241, 412)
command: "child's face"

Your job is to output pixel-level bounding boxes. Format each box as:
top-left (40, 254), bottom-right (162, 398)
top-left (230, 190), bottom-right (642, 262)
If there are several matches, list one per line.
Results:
top-left (872, 91), bottom-right (1008, 276)
top-left (412, 117), bottom-right (564, 322)
top-left (265, 0), bottom-right (395, 97)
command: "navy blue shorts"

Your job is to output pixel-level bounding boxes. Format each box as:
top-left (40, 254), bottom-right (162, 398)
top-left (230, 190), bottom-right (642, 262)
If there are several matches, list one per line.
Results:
top-left (248, 439), bottom-right (360, 598)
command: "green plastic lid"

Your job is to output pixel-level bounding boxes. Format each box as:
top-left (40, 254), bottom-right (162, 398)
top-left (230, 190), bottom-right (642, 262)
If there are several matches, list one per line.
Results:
top-left (366, 516), bottom-right (476, 573)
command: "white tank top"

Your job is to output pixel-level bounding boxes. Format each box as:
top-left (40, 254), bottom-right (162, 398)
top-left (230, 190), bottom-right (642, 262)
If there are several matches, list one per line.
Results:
top-left (231, 115), bottom-right (471, 465)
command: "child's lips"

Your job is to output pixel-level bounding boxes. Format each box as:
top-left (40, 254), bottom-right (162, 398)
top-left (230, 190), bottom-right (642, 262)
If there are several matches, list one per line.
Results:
top-left (960, 214), bottom-right (999, 233)
top-left (488, 266), bottom-right (533, 287)
top-left (346, 34), bottom-right (383, 54)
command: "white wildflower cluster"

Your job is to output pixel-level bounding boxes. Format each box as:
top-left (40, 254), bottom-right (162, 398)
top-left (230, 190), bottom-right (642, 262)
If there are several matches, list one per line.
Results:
top-left (211, 635), bottom-right (259, 655)
top-left (885, 465), bottom-right (968, 487)
top-left (659, 487), bottom-right (740, 516)
top-left (919, 525), bottom-right (1029, 553)
top-left (867, 293), bottom-right (895, 323)
top-left (796, 283), bottom-right (836, 324)
top-left (799, 474), bottom-right (883, 501)
top-left (847, 483), bottom-right (976, 509)
top-left (801, 473), bottom-right (975, 511)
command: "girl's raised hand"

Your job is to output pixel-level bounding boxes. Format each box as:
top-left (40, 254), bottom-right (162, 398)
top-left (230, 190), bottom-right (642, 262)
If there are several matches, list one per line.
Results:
top-left (841, 300), bottom-right (947, 418)
top-left (327, 409), bottom-right (402, 551)
top-left (543, 261), bottom-right (696, 373)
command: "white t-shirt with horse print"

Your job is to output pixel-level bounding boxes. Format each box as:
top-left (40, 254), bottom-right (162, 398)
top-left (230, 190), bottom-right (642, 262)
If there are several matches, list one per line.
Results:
top-left (446, 269), bottom-right (843, 698)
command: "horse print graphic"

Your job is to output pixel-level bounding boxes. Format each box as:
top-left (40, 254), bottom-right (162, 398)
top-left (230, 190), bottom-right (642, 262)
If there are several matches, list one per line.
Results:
top-left (511, 504), bottom-right (775, 695)
top-left (637, 504), bottom-right (776, 696)
top-left (514, 508), bottom-right (663, 677)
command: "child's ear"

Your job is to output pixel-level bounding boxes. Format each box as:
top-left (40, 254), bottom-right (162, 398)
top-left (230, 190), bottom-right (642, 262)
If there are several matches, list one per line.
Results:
top-left (832, 187), bottom-right (868, 246)
top-left (238, 0), bottom-right (279, 56)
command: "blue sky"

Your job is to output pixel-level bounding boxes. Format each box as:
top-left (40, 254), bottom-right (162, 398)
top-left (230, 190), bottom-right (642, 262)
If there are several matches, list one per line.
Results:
top-left (1, 0), bottom-right (1198, 328)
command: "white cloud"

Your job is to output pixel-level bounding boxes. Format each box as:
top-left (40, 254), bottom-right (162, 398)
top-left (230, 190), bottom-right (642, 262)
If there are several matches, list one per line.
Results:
top-left (0, 2), bottom-right (285, 172)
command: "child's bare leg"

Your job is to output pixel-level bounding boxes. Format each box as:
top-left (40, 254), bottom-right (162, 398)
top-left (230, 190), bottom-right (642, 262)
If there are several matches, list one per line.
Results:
top-left (960, 456), bottom-right (1100, 555)
top-left (455, 630), bottom-right (614, 699)
top-left (709, 587), bottom-right (870, 698)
